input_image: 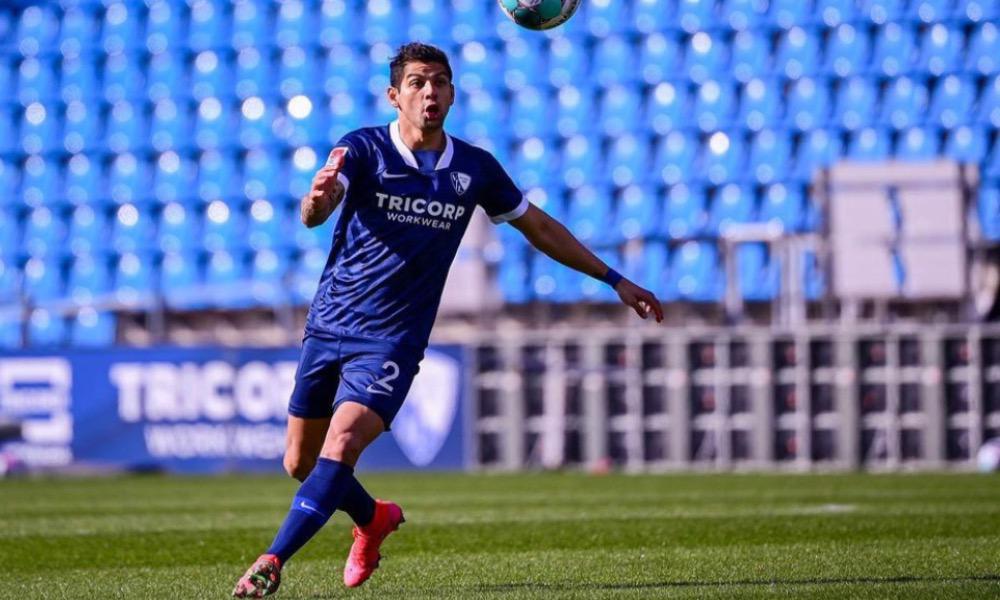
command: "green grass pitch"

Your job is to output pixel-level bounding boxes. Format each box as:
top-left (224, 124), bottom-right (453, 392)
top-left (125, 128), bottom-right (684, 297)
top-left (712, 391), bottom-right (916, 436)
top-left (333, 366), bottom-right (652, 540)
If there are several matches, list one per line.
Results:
top-left (3, 472), bottom-right (999, 599)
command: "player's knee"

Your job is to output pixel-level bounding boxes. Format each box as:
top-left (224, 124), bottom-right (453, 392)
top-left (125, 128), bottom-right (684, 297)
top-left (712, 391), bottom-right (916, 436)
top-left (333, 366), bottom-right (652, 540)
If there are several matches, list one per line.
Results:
top-left (321, 430), bottom-right (364, 464)
top-left (283, 453), bottom-right (314, 481)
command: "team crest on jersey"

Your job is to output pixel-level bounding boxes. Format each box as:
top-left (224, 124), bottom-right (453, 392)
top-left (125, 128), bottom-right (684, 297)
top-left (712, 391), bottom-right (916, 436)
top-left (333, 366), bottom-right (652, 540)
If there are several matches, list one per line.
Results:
top-left (450, 172), bottom-right (471, 196)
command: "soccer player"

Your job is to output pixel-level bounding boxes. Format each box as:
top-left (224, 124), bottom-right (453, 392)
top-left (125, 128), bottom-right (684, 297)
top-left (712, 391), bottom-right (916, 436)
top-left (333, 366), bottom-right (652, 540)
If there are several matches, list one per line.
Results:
top-left (233, 42), bottom-right (664, 598)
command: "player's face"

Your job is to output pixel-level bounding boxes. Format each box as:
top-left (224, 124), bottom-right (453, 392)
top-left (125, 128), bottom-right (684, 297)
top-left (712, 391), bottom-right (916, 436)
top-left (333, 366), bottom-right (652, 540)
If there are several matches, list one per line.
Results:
top-left (388, 61), bottom-right (454, 132)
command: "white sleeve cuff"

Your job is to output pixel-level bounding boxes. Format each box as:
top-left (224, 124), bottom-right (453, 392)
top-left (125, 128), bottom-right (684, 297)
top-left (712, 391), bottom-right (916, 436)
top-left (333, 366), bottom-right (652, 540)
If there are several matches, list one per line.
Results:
top-left (490, 195), bottom-right (529, 224)
top-left (336, 172), bottom-right (350, 196)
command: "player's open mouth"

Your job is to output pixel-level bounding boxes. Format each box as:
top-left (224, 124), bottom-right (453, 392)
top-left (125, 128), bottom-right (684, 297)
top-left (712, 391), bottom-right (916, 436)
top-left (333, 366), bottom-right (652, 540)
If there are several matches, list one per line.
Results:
top-left (424, 106), bottom-right (441, 119)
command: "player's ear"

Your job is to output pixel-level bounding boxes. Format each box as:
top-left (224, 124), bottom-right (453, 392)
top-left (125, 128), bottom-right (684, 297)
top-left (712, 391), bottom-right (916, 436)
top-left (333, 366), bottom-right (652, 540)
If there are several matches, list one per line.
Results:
top-left (386, 86), bottom-right (399, 109)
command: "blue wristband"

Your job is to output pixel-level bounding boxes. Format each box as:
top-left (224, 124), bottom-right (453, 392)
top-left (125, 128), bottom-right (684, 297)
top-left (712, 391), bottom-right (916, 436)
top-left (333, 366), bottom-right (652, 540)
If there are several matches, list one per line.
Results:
top-left (601, 268), bottom-right (623, 289)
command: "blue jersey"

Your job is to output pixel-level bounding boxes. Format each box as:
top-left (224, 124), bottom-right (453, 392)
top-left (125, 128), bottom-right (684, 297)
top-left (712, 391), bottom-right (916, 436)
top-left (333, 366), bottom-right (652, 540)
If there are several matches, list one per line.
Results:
top-left (305, 120), bottom-right (528, 349)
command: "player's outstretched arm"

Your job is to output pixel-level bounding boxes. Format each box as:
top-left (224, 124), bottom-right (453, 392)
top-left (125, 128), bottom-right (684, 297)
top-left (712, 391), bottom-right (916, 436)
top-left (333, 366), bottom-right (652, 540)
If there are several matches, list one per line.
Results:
top-left (301, 149), bottom-right (347, 228)
top-left (510, 204), bottom-right (664, 322)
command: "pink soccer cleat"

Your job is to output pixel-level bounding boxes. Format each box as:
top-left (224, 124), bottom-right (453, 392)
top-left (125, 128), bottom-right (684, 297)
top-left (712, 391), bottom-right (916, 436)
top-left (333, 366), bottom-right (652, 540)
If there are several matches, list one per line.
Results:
top-left (232, 554), bottom-right (282, 598)
top-left (343, 499), bottom-right (405, 588)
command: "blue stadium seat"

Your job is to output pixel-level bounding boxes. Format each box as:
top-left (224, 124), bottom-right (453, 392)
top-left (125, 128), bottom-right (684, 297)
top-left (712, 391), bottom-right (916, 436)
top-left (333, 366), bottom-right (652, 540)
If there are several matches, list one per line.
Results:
top-left (794, 129), bottom-right (843, 180)
top-left (242, 149), bottom-right (283, 202)
top-left (872, 23), bottom-right (916, 77)
top-left (593, 35), bottom-right (636, 88)
top-left (707, 183), bottom-right (755, 234)
top-left (666, 241), bottom-right (723, 302)
top-left (966, 22), bottom-right (1000, 75)
top-left (101, 1), bottom-right (143, 54)
top-left (237, 96), bottom-right (278, 149)
top-left (195, 96), bottom-right (237, 150)
top-left (205, 250), bottom-right (253, 308)
top-left (150, 99), bottom-right (192, 153)
top-left (645, 82), bottom-right (688, 136)
top-left (770, 0), bottom-right (811, 29)
top-left (275, 0), bottom-right (317, 48)
top-left (246, 198), bottom-right (287, 251)
top-left (677, 0), bottom-right (716, 33)
top-left (197, 150), bottom-right (240, 203)
top-left (567, 184), bottom-right (614, 245)
top-left (979, 186), bottom-right (1000, 240)
top-left (234, 48), bottom-right (273, 100)
top-left (911, 0), bottom-right (952, 23)
top-left (775, 27), bottom-right (820, 79)
top-left (918, 24), bottom-right (962, 77)
top-left (529, 253), bottom-right (568, 303)
top-left (23, 207), bottom-right (64, 258)
top-left (606, 133), bottom-right (650, 188)
top-left (291, 247), bottom-right (326, 303)
top-left (318, 0), bottom-right (359, 47)
top-left (231, 0), bottom-right (270, 50)
top-left (102, 52), bottom-right (145, 103)
top-left (737, 78), bottom-right (780, 132)
top-left (108, 153), bottom-right (152, 207)
top-left (146, 0), bottom-right (185, 54)
top-left (560, 134), bottom-right (599, 190)
top-left (113, 251), bottom-right (156, 307)
top-left (456, 89), bottom-right (503, 141)
top-left (824, 24), bottom-right (868, 78)
top-left (497, 252), bottom-right (530, 304)
top-left (632, 0), bottom-right (673, 34)
top-left (71, 308), bottom-right (116, 347)
top-left (188, 0), bottom-right (230, 51)
top-left (202, 200), bottom-right (246, 252)
top-left (702, 131), bottom-right (745, 185)
top-left (363, 0), bottom-right (405, 47)
top-left (653, 130), bottom-right (697, 186)
top-left (59, 54), bottom-right (100, 103)
top-left (17, 56), bottom-right (58, 104)
top-left (895, 127), bottom-right (940, 160)
top-left (19, 155), bottom-right (59, 209)
top-left (614, 184), bottom-right (660, 241)
top-left (322, 44), bottom-right (368, 97)
top-left (664, 183), bottom-right (707, 239)
top-left (736, 243), bottom-right (778, 301)
top-left (685, 31), bottom-right (726, 85)
top-left (192, 50), bottom-right (235, 101)
top-left (451, 0), bottom-right (489, 45)
top-left (147, 51), bottom-right (187, 103)
top-left (247, 248), bottom-right (290, 305)
top-left (979, 75), bottom-right (1000, 128)
top-left (157, 201), bottom-right (199, 254)
top-left (329, 92), bottom-right (363, 142)
top-left (730, 30), bottom-right (770, 84)
top-left (832, 77), bottom-right (878, 131)
top-left (638, 32), bottom-right (682, 87)
top-left (15, 5), bottom-right (59, 57)
top-left (693, 80), bottom-right (736, 132)
top-left (814, 0), bottom-right (856, 27)
top-left (67, 253), bottom-right (111, 305)
top-left (68, 205), bottom-right (109, 255)
top-left (62, 100), bottom-right (104, 154)
top-left (154, 151), bottom-right (198, 205)
top-left (880, 76), bottom-right (929, 130)
top-left (28, 309), bottom-right (66, 347)
top-left (943, 125), bottom-right (988, 163)
top-left (408, 0), bottom-right (450, 45)
top-left (785, 77), bottom-right (830, 131)
top-left (0, 208), bottom-right (19, 251)
top-left (555, 86), bottom-right (595, 137)
top-left (509, 86), bottom-right (551, 140)
top-left (548, 37), bottom-right (588, 89)
top-left (759, 183), bottom-right (805, 232)
top-left (599, 85), bottom-right (642, 137)
top-left (524, 186), bottom-right (565, 224)
top-left (928, 75), bottom-right (975, 128)
top-left (860, 0), bottom-right (906, 24)
top-left (847, 127), bottom-right (891, 161)
top-left (954, 0), bottom-right (998, 22)
top-left (503, 36), bottom-right (547, 91)
top-left (511, 137), bottom-right (556, 190)
top-left (105, 101), bottom-right (149, 154)
top-left (585, 0), bottom-right (627, 38)
top-left (111, 203), bottom-right (155, 254)
top-left (748, 129), bottom-right (792, 185)
top-left (58, 5), bottom-right (99, 56)
top-left (280, 46), bottom-right (323, 99)
top-left (18, 102), bottom-right (59, 155)
top-left (161, 250), bottom-right (206, 310)
top-left (62, 154), bottom-right (102, 207)
top-left (22, 256), bottom-right (63, 303)
top-left (721, 0), bottom-right (767, 30)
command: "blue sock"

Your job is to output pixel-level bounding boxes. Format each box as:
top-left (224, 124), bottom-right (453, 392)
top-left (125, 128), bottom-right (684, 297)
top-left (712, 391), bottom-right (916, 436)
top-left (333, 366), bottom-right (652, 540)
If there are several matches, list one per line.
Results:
top-left (266, 458), bottom-right (353, 563)
top-left (339, 476), bottom-right (376, 526)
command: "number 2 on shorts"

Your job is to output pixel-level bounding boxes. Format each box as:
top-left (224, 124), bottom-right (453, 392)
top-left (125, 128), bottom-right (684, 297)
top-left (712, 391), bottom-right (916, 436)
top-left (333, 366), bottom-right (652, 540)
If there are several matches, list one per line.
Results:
top-left (366, 361), bottom-right (400, 395)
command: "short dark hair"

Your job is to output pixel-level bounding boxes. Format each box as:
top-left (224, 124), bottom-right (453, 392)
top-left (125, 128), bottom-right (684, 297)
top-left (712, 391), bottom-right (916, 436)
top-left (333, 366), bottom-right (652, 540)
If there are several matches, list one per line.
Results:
top-left (389, 43), bottom-right (453, 88)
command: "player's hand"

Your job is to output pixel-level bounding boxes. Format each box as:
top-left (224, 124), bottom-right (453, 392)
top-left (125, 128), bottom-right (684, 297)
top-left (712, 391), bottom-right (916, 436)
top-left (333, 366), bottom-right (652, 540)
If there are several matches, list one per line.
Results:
top-left (309, 147), bottom-right (347, 206)
top-left (614, 278), bottom-right (664, 323)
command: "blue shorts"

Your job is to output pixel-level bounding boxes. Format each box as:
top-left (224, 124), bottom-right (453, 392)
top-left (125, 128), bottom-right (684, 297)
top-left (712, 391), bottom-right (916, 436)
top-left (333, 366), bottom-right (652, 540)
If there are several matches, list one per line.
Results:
top-left (288, 334), bottom-right (423, 429)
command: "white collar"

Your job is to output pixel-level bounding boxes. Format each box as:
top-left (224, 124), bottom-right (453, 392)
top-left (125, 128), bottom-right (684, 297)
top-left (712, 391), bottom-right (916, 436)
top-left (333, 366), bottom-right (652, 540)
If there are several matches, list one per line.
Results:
top-left (389, 120), bottom-right (453, 171)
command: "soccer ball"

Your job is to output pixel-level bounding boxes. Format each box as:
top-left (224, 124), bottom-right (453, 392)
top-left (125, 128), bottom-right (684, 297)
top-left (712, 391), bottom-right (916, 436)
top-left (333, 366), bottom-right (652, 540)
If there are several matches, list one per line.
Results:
top-left (497, 0), bottom-right (581, 31)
